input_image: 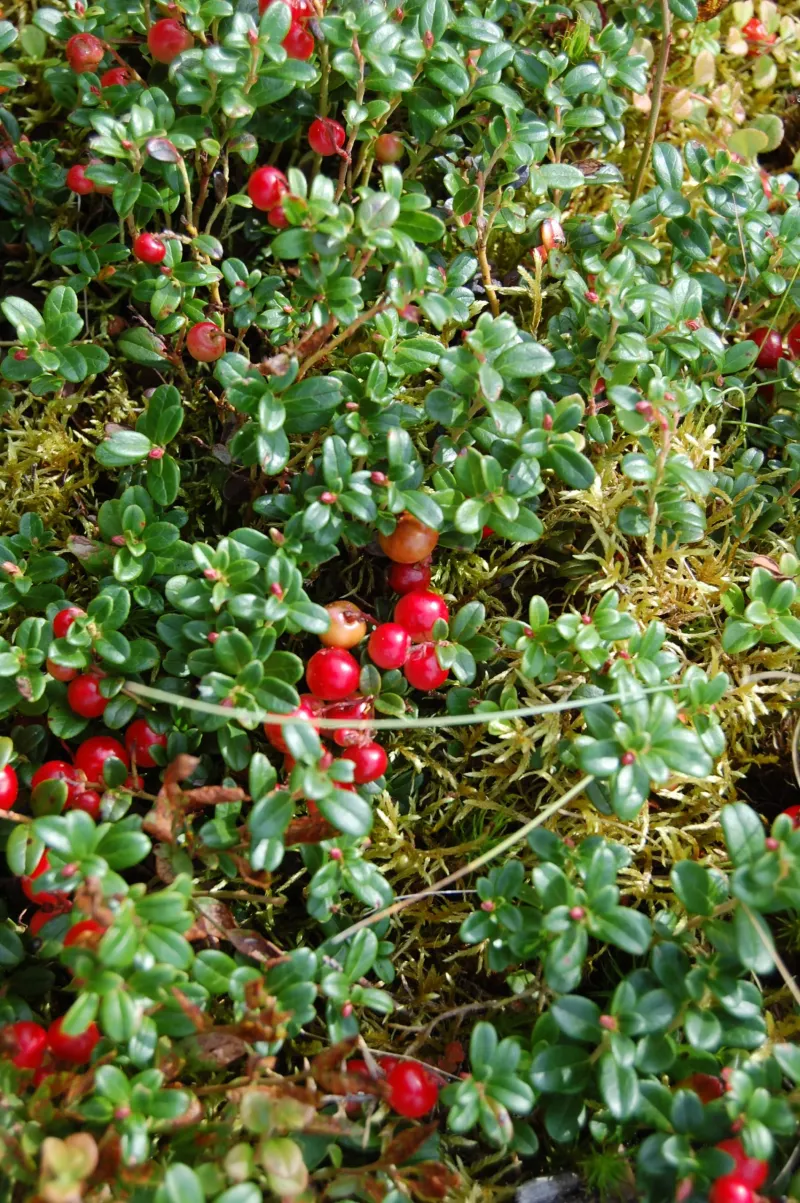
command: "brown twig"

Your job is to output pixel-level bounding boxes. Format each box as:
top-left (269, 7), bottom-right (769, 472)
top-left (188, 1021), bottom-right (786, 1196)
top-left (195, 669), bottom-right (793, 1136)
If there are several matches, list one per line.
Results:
top-left (630, 0), bottom-right (673, 202)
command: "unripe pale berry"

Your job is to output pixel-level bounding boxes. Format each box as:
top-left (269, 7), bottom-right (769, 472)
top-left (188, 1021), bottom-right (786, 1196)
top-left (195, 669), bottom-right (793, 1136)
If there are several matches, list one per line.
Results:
top-left (379, 514), bottom-right (439, 564)
top-left (374, 132), bottom-right (403, 163)
top-left (320, 601), bottom-right (367, 649)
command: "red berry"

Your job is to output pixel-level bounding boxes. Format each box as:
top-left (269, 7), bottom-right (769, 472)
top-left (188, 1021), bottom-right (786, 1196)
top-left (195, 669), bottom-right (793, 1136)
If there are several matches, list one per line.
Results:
top-left (342, 741), bottom-right (388, 784)
top-left (4, 1021), bottom-right (47, 1069)
top-left (742, 16), bottom-right (771, 41)
top-left (787, 322), bottom-right (800, 359)
top-left (283, 19), bottom-right (314, 58)
top-left (46, 658), bottom-right (78, 683)
top-left (53, 606), bottom-right (85, 639)
top-left (708, 1179), bottom-right (755, 1203)
top-left (374, 132), bottom-right (403, 164)
top-left (31, 761), bottom-right (82, 807)
top-left (677, 1073), bottom-right (724, 1104)
top-left (63, 919), bottom-right (104, 947)
top-left (186, 321), bottom-right (226, 362)
top-left (73, 791), bottom-right (101, 819)
top-left (268, 202), bottom-right (289, 228)
top-left (21, 853), bottom-right (67, 910)
top-left (404, 644), bottom-right (448, 692)
top-left (394, 590), bottom-right (449, 642)
top-left (387, 560), bottom-right (432, 594)
top-left (147, 18), bottom-right (194, 63)
top-left (306, 648), bottom-right (361, 701)
top-left (308, 117), bottom-right (345, 156)
top-left (782, 803), bottom-right (800, 827)
top-left (263, 698), bottom-right (320, 754)
top-left (100, 65), bottom-right (132, 86)
top-left (379, 515), bottom-right (439, 564)
top-left (715, 1139), bottom-right (768, 1189)
top-left (65, 33), bottom-right (104, 73)
top-left (368, 623), bottom-right (410, 670)
top-left (259, 0), bottom-right (314, 15)
top-left (66, 164), bottom-right (95, 195)
top-left (385, 1061), bottom-right (439, 1118)
top-left (247, 165), bottom-right (289, 211)
top-left (74, 735), bottom-right (129, 786)
top-left (751, 327), bottom-right (785, 371)
top-left (132, 232), bottom-right (167, 264)
top-left (67, 673), bottom-right (107, 719)
top-left (0, 764), bottom-right (18, 811)
top-left (320, 601), bottom-right (367, 650)
top-left (327, 697), bottom-right (372, 746)
top-left (47, 1016), bottom-right (100, 1064)
top-left (125, 719), bottom-right (167, 768)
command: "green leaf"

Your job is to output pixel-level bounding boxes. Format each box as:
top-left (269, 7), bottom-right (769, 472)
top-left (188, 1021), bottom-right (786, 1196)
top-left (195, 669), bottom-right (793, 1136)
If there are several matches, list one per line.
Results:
top-left (393, 211), bottom-right (447, 244)
top-left (671, 861), bottom-right (715, 915)
top-left (163, 1165), bottom-right (205, 1203)
top-left (721, 803), bottom-right (765, 867)
top-left (598, 1053), bottom-right (639, 1119)
top-left (118, 328), bottom-right (168, 365)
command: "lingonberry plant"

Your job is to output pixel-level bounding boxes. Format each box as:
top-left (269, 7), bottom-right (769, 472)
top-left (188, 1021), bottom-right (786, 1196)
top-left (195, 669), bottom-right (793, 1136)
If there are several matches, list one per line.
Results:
top-left (2, 0), bottom-right (800, 1199)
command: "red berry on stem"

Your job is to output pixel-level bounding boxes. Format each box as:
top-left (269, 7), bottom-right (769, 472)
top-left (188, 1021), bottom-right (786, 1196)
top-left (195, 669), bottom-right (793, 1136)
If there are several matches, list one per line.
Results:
top-left (53, 606), bottom-right (84, 639)
top-left (787, 322), bottom-right (800, 359)
top-left (73, 791), bottom-right (101, 819)
top-left (31, 761), bottom-right (82, 807)
top-left (708, 1180), bottom-right (754, 1203)
top-left (46, 658), bottom-right (78, 683)
top-left (186, 321), bottom-right (226, 362)
top-left (259, 0), bottom-right (314, 14)
top-left (387, 559), bottom-right (432, 595)
top-left (782, 803), bottom-right (800, 827)
top-left (21, 852), bottom-right (67, 910)
top-left (379, 514), bottom-right (439, 564)
top-left (65, 33), bottom-right (104, 73)
top-left (74, 735), bottom-right (130, 786)
top-left (374, 132), bottom-right (403, 164)
top-left (263, 698), bottom-right (319, 754)
top-left (47, 1016), bottom-right (100, 1064)
top-left (247, 165), bottom-right (289, 211)
top-left (368, 623), bottom-right (410, 670)
top-left (125, 718), bottom-right (167, 768)
top-left (5, 1021), bottom-right (47, 1069)
top-left (147, 18), bottom-right (194, 63)
top-left (742, 16), bottom-right (771, 42)
top-left (283, 20), bottom-right (314, 58)
top-left (385, 1061), bottom-right (439, 1118)
top-left (0, 764), bottom-right (18, 811)
top-left (677, 1073), bottom-right (724, 1104)
top-left (268, 202), bottom-right (289, 228)
top-left (66, 164), bottom-right (95, 195)
top-left (751, 326), bottom-right (785, 370)
top-left (308, 117), bottom-right (345, 156)
top-left (306, 648), bottom-right (361, 701)
top-left (67, 673), bottom-right (107, 719)
top-left (320, 601), bottom-right (367, 650)
top-left (342, 741), bottom-right (388, 784)
top-left (394, 590), bottom-right (449, 642)
top-left (133, 232), bottom-right (167, 264)
top-left (715, 1139), bottom-right (768, 1189)
top-left (100, 65), bottom-right (132, 87)
top-left (404, 644), bottom-right (448, 691)
top-left (63, 919), bottom-right (104, 947)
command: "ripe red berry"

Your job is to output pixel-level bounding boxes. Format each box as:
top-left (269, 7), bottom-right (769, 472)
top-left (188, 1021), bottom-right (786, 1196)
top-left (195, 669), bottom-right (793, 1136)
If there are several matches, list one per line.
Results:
top-left (74, 736), bottom-right (130, 786)
top-left (100, 65), bottom-right (132, 87)
top-left (368, 623), bottom-right (410, 670)
top-left (306, 648), bottom-right (361, 701)
top-left (268, 202), bottom-right (289, 228)
top-left (63, 919), bottom-right (104, 947)
top-left (708, 1179), bottom-right (755, 1203)
top-left (379, 515), bottom-right (439, 564)
top-left (53, 606), bottom-right (85, 639)
top-left (259, 0), bottom-right (314, 15)
top-left (308, 117), bottom-right (345, 156)
top-left (73, 791), bottom-right (101, 819)
top-left (374, 132), bottom-right (403, 163)
top-left (385, 1061), bottom-right (439, 1118)
top-left (21, 852), bottom-right (67, 910)
top-left (787, 322), bottom-right (800, 359)
top-left (46, 658), bottom-right (78, 683)
top-left (387, 560), bottom-right (432, 595)
top-left (66, 164), bottom-right (95, 195)
top-left (67, 673), bottom-right (107, 719)
top-left (715, 1139), bottom-right (768, 1189)
top-left (751, 327), bottom-right (785, 371)
top-left (342, 741), bottom-right (388, 783)
top-left (65, 33), bottom-right (104, 73)
top-left (47, 1016), bottom-right (100, 1064)
top-left (132, 232), bottom-right (167, 264)
top-left (742, 16), bottom-right (774, 43)
top-left (264, 698), bottom-right (320, 754)
top-left (0, 764), bottom-right (18, 811)
top-left (394, 590), bottom-right (449, 642)
top-left (320, 601), bottom-right (367, 650)
top-left (677, 1073), bottom-right (724, 1104)
top-left (782, 803), bottom-right (800, 827)
top-left (186, 321), bottom-right (226, 362)
top-left (125, 718), bottom-right (167, 768)
top-left (247, 165), bottom-right (289, 211)
top-left (31, 761), bottom-right (82, 808)
top-left (404, 644), bottom-right (448, 692)
top-left (283, 19), bottom-right (314, 58)
top-left (147, 18), bottom-right (194, 63)
top-left (4, 1021), bottom-right (47, 1069)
